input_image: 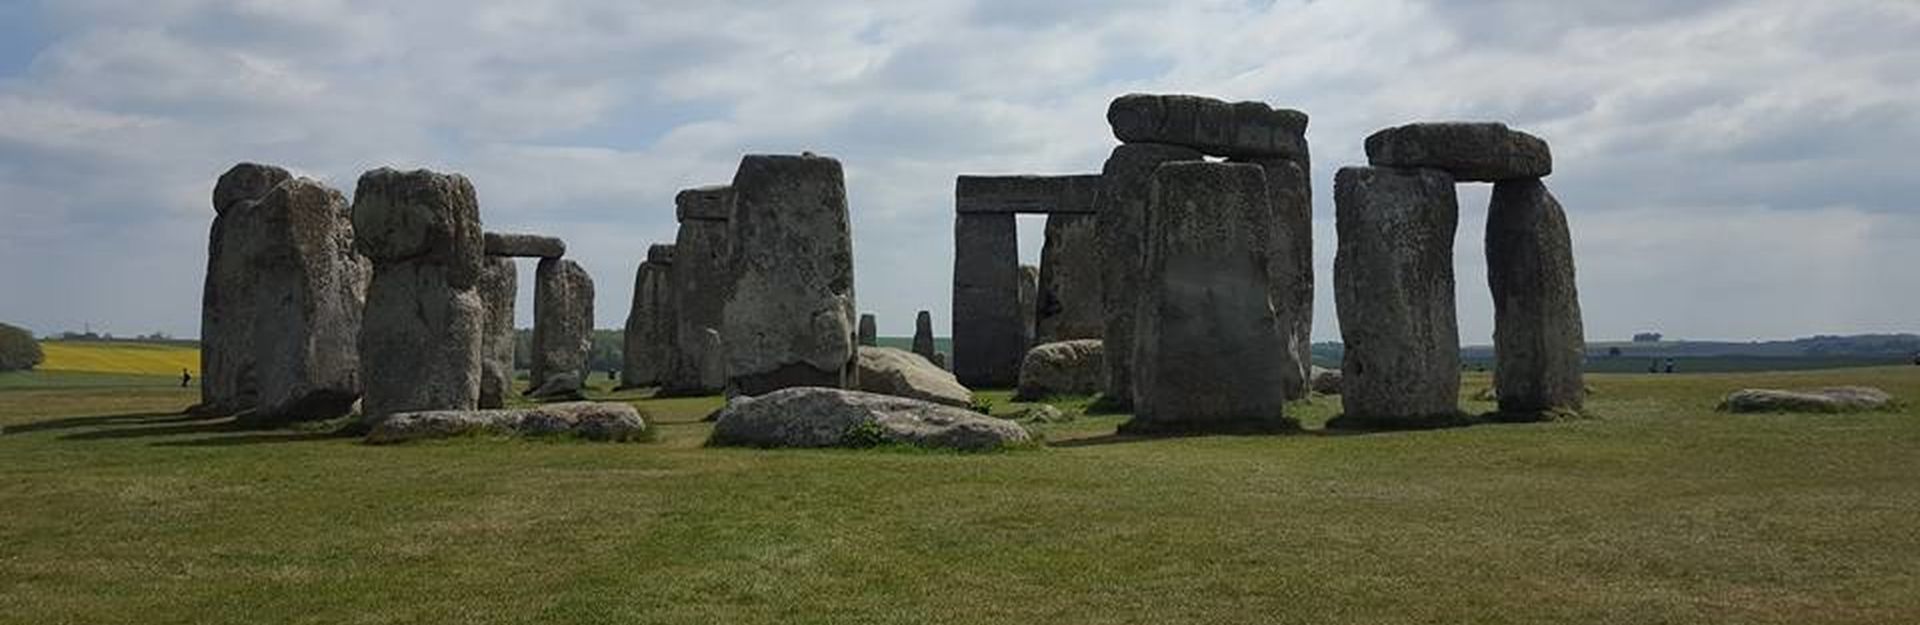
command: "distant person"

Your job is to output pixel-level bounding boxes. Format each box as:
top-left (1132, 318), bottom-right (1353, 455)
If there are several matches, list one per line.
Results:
top-left (1912, 352), bottom-right (1919, 366)
top-left (1664, 358), bottom-right (1676, 374)
top-left (180, 369), bottom-right (192, 388)
top-left (1648, 359), bottom-right (1659, 374)
top-left (607, 368), bottom-right (617, 381)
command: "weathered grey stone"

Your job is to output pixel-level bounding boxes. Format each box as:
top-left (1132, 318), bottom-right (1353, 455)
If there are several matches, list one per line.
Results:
top-left (1364, 122), bottom-right (1551, 182)
top-left (856, 346), bottom-right (972, 408)
top-left (478, 257), bottom-right (517, 408)
top-left (951, 211), bottom-right (1023, 388)
top-left (366, 402), bottom-right (648, 444)
top-left (1718, 387), bottom-right (1897, 413)
top-left (912, 310), bottom-right (938, 360)
top-left (1332, 166), bottom-right (1463, 428)
top-left (1487, 178), bottom-right (1586, 418)
top-left (707, 387), bottom-right (1028, 451)
top-left (1107, 93), bottom-right (1309, 159)
top-left (198, 162), bottom-right (293, 416)
top-left (528, 258), bottom-right (593, 400)
top-left (1097, 142), bottom-right (1205, 410)
top-left (675, 184), bottom-right (734, 221)
top-left (622, 245), bottom-right (675, 389)
top-left (353, 168), bottom-right (486, 423)
top-left (1013, 339), bottom-right (1104, 401)
top-left (1311, 366), bottom-right (1342, 395)
top-left (1006, 404), bottom-right (1073, 424)
top-left (858, 314), bottom-right (878, 347)
top-left (1126, 162), bottom-right (1294, 433)
top-left (482, 232), bottom-right (565, 258)
top-left (1035, 213), bottom-right (1104, 343)
top-left (1233, 156), bottom-right (1315, 401)
top-left (663, 197), bottom-right (733, 395)
top-left (222, 177), bottom-right (369, 422)
top-left (932, 352), bottom-right (948, 370)
top-left (954, 174), bottom-right (1101, 214)
top-left (1018, 264), bottom-right (1039, 350)
top-left (721, 153), bottom-right (857, 396)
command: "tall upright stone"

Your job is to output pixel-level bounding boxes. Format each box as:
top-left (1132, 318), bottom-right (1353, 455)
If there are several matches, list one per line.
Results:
top-left (720, 153), bottom-right (857, 396)
top-left (1018, 264), bottom-right (1039, 350)
top-left (478, 256), bottom-right (517, 408)
top-left (951, 209), bottom-right (1020, 388)
top-left (1126, 162), bottom-right (1293, 433)
top-left (1486, 178), bottom-right (1586, 418)
top-left (529, 257), bottom-right (593, 399)
top-left (1232, 156), bottom-right (1315, 400)
top-left (858, 314), bottom-right (878, 347)
top-left (912, 311), bottom-right (938, 361)
top-left (1035, 213), bottom-right (1104, 343)
top-left (1332, 166), bottom-right (1463, 427)
top-left (1097, 142), bottom-right (1203, 409)
top-left (621, 244), bottom-right (676, 389)
top-left (662, 185), bottom-right (734, 395)
top-left (199, 163), bottom-right (294, 416)
top-left (352, 168), bottom-right (486, 423)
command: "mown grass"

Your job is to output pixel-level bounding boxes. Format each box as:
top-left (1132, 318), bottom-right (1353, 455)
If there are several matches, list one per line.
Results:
top-left (1, 367), bottom-right (1917, 624)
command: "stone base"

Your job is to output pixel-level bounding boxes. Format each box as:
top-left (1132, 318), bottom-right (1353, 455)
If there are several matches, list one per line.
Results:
top-left (1324, 412), bottom-right (1475, 432)
top-left (1117, 415), bottom-right (1300, 436)
top-left (1481, 407), bottom-right (1589, 423)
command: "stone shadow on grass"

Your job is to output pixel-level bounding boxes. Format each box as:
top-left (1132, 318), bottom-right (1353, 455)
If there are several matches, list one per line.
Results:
top-left (3, 411), bottom-right (205, 434)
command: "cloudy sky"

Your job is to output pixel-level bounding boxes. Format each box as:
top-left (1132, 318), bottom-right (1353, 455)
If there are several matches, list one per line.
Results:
top-left (1, 0), bottom-right (1915, 344)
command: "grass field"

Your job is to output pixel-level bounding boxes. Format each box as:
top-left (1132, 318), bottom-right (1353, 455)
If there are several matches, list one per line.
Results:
top-left (2, 354), bottom-right (1918, 623)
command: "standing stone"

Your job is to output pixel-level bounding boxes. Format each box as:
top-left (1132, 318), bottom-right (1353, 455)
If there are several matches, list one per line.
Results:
top-left (1126, 162), bottom-right (1293, 433)
top-left (662, 185), bottom-right (734, 395)
top-left (1332, 166), bottom-right (1463, 428)
top-left (1364, 122), bottom-right (1551, 182)
top-left (951, 210), bottom-right (1021, 388)
top-left (1035, 213), bottom-right (1104, 343)
top-left (478, 257), bottom-right (517, 408)
top-left (1486, 178), bottom-right (1586, 418)
top-left (1018, 264), bottom-right (1039, 350)
top-left (221, 177), bottom-right (369, 422)
top-left (621, 245), bottom-right (676, 389)
top-left (912, 311), bottom-right (938, 361)
top-left (352, 168), bottom-right (486, 423)
top-left (858, 314), bottom-right (878, 347)
top-left (198, 163), bottom-right (292, 416)
top-left (528, 258), bottom-right (593, 399)
top-left (1097, 142), bottom-right (1204, 409)
top-left (1232, 156), bottom-right (1314, 400)
top-left (720, 153), bottom-right (857, 396)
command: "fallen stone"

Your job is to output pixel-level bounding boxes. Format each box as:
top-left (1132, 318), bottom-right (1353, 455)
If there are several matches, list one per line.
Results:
top-left (622, 244), bottom-right (676, 389)
top-left (353, 167), bottom-right (487, 423)
top-left (366, 402), bottom-right (648, 443)
top-left (1486, 178), bottom-right (1586, 417)
top-left (1365, 122), bottom-right (1551, 182)
top-left (528, 258), bottom-right (594, 400)
top-left (1718, 387), bottom-right (1897, 413)
top-left (1098, 142), bottom-right (1205, 410)
top-left (856, 346), bottom-right (973, 408)
top-left (482, 232), bottom-right (565, 258)
top-left (720, 153), bottom-right (858, 396)
top-left (1126, 161), bottom-right (1294, 434)
top-left (1310, 366), bottom-right (1342, 395)
top-left (1332, 166), bottom-right (1463, 427)
top-left (1006, 404), bottom-right (1073, 424)
top-left (1014, 339), bottom-right (1104, 401)
top-left (478, 257), bottom-right (517, 408)
top-left (1107, 93), bottom-right (1309, 159)
top-left (707, 387), bottom-right (1029, 451)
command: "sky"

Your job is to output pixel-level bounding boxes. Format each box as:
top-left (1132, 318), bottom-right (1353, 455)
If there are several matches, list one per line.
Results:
top-left (0, 0), bottom-right (1916, 343)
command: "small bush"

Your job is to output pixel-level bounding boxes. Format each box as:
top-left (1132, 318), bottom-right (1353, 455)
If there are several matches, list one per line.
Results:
top-left (0, 322), bottom-right (43, 372)
top-left (967, 396), bottom-right (996, 416)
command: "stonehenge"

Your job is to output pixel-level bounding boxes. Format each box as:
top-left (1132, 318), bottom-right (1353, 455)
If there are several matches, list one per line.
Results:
top-left (1125, 162), bottom-right (1294, 433)
top-left (1097, 93), bottom-right (1312, 409)
top-left (352, 168), bottom-right (487, 424)
top-left (912, 310), bottom-right (940, 364)
top-left (950, 174), bottom-right (1100, 388)
top-left (198, 166), bottom-right (370, 422)
top-left (622, 244), bottom-right (676, 389)
top-left (528, 257), bottom-right (594, 399)
top-left (720, 153), bottom-right (858, 397)
top-left (483, 232), bottom-right (565, 258)
top-left (1035, 212), bottom-right (1104, 343)
top-left (660, 185), bottom-right (734, 395)
top-left (1332, 121), bottom-right (1585, 427)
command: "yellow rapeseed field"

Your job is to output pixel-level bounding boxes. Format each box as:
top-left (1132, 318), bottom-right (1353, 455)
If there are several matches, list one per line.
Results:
top-left (37, 340), bottom-right (200, 376)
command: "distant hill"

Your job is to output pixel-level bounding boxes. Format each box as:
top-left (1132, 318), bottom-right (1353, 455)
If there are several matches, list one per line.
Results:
top-left (1312, 334), bottom-right (1920, 373)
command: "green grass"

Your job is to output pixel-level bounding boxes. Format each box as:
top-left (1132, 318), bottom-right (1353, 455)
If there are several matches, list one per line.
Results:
top-left (1, 368), bottom-right (1918, 623)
